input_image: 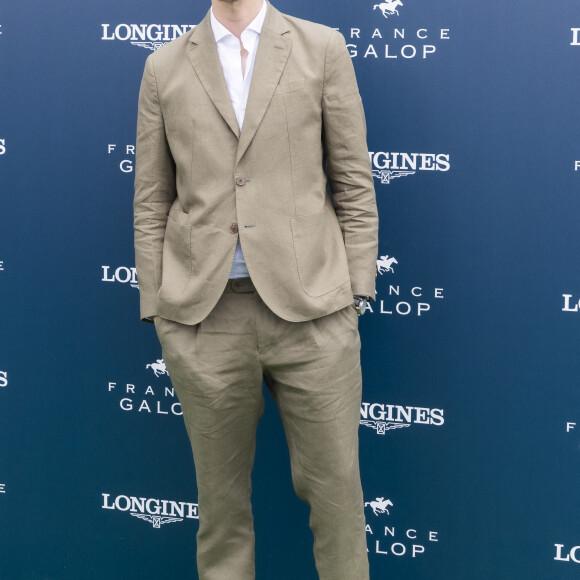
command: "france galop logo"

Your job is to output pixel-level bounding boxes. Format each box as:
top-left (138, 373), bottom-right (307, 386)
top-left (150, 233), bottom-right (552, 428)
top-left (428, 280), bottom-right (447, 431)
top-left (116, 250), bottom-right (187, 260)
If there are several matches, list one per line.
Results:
top-left (365, 497), bottom-right (394, 516)
top-left (146, 359), bottom-right (169, 378)
top-left (373, 1), bottom-right (404, 19)
top-left (376, 255), bottom-right (398, 275)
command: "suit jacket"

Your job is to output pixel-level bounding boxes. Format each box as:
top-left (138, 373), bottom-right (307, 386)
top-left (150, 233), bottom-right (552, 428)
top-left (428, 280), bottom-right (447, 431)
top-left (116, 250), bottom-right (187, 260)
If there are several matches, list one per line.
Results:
top-left (134, 2), bottom-right (378, 324)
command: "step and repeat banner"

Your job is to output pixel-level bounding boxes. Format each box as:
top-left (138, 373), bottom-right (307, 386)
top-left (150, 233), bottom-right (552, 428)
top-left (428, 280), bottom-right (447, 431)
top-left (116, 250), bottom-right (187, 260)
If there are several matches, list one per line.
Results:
top-left (1, 1), bottom-right (579, 578)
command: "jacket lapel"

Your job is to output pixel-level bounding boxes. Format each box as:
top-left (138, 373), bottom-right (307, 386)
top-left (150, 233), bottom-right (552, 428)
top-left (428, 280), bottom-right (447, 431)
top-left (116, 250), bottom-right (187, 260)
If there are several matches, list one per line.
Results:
top-left (187, 12), bottom-right (240, 139)
top-left (236, 5), bottom-right (292, 165)
top-left (186, 4), bottom-right (292, 155)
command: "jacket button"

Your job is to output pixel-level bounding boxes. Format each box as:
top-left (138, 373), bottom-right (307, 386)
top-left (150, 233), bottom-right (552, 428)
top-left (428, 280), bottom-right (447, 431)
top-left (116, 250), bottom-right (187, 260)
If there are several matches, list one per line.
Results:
top-left (235, 177), bottom-right (247, 186)
top-left (230, 223), bottom-right (239, 234)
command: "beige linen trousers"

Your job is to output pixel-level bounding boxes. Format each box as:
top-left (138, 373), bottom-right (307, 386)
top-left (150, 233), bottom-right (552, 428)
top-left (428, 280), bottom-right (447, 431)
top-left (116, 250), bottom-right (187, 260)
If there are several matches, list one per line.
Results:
top-left (155, 278), bottom-right (369, 580)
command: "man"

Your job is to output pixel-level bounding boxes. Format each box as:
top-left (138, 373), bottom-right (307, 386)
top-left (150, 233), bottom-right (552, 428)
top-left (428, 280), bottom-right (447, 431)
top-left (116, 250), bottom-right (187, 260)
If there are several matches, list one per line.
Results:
top-left (134, 0), bottom-right (378, 578)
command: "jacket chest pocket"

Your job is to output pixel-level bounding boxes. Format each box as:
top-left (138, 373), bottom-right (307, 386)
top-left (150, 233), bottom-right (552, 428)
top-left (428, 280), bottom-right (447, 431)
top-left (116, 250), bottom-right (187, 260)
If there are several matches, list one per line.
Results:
top-left (273, 77), bottom-right (305, 95)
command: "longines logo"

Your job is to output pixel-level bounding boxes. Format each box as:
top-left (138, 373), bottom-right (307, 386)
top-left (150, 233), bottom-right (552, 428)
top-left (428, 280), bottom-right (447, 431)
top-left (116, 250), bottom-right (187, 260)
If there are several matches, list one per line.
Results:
top-left (0, 138), bottom-right (6, 155)
top-left (571, 28), bottom-right (580, 46)
top-left (366, 253), bottom-right (445, 317)
top-left (336, 2), bottom-right (450, 60)
top-left (561, 294), bottom-right (580, 312)
top-left (107, 144), bottom-right (134, 173)
top-left (365, 494), bottom-right (439, 558)
top-left (370, 151), bottom-right (450, 185)
top-left (101, 24), bottom-right (195, 51)
top-left (360, 402), bottom-right (444, 435)
top-left (0, 371), bottom-right (7, 388)
top-left (554, 543), bottom-right (580, 563)
top-left (102, 266), bottom-right (138, 288)
top-left (102, 493), bottom-right (198, 528)
top-left (108, 358), bottom-right (181, 416)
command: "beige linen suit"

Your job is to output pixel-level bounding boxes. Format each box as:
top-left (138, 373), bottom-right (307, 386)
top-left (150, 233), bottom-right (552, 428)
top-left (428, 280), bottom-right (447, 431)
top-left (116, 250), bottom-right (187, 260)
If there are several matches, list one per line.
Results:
top-left (134, 3), bottom-right (378, 579)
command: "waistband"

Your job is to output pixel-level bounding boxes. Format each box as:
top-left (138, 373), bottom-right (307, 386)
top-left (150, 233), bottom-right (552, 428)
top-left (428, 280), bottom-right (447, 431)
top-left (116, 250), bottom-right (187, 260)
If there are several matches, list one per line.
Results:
top-left (224, 277), bottom-right (255, 293)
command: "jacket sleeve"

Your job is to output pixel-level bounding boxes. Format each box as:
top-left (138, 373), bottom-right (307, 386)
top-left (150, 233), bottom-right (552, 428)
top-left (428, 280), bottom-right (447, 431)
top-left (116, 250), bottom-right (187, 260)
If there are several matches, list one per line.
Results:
top-left (322, 30), bottom-right (379, 299)
top-left (133, 54), bottom-right (176, 322)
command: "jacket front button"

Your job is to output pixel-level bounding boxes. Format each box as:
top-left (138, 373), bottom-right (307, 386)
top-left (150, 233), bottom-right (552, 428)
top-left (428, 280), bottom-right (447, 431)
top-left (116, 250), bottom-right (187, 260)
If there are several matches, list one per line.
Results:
top-left (230, 223), bottom-right (239, 234)
top-left (235, 177), bottom-right (247, 186)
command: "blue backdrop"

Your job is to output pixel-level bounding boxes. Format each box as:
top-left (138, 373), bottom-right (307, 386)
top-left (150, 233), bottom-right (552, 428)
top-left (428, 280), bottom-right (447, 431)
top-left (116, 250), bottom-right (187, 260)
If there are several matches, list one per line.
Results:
top-left (1, 1), bottom-right (579, 578)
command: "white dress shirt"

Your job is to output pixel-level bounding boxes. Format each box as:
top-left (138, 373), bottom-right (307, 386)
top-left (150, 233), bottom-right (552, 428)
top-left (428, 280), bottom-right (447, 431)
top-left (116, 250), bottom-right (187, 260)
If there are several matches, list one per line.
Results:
top-left (210, 1), bottom-right (267, 279)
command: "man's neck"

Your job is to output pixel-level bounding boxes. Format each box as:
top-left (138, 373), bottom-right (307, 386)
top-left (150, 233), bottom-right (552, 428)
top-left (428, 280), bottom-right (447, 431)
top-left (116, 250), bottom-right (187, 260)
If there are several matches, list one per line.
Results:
top-left (211, 0), bottom-right (264, 39)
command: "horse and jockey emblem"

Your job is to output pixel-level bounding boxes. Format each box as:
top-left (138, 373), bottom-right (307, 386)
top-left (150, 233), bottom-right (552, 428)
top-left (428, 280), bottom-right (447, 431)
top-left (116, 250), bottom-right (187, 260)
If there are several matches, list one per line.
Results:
top-left (376, 255), bottom-right (398, 275)
top-left (146, 358), bottom-right (169, 377)
top-left (373, 1), bottom-right (404, 19)
top-left (364, 497), bottom-right (394, 516)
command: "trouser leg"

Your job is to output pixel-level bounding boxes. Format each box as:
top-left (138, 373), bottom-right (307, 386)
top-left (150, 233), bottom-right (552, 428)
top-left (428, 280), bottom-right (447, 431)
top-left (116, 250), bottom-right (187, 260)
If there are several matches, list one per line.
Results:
top-left (261, 301), bottom-right (370, 580)
top-left (155, 291), bottom-right (264, 580)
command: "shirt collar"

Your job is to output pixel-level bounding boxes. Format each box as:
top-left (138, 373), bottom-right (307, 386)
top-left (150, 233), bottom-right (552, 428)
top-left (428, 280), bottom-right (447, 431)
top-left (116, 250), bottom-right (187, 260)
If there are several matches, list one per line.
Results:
top-left (210, 0), bottom-right (267, 43)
